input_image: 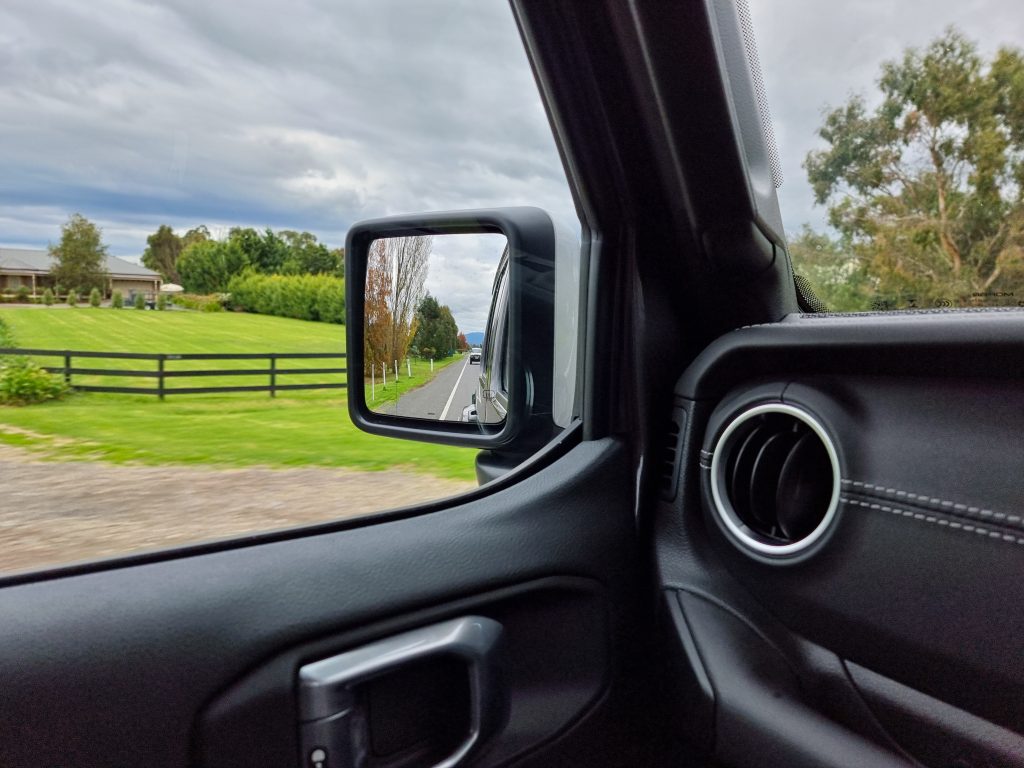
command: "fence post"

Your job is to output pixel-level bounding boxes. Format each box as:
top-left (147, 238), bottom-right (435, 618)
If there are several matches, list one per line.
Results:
top-left (382, 362), bottom-right (386, 389)
top-left (269, 354), bottom-right (277, 398)
top-left (407, 358), bottom-right (411, 378)
top-left (157, 354), bottom-right (165, 401)
top-left (394, 359), bottom-right (398, 380)
top-left (63, 351), bottom-right (72, 387)
top-left (430, 358), bottom-right (433, 373)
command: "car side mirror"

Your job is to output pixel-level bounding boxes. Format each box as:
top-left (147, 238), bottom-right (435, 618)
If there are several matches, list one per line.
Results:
top-left (345, 207), bottom-right (559, 451)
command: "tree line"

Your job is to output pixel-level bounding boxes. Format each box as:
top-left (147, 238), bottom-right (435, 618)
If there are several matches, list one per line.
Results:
top-left (791, 28), bottom-right (1024, 311)
top-left (44, 215), bottom-right (345, 297)
top-left (143, 224), bottom-right (344, 293)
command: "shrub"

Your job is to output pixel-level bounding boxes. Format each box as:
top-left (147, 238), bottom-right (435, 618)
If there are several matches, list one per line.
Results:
top-left (134, 293), bottom-right (146, 310)
top-left (111, 290), bottom-right (123, 309)
top-left (15, 286), bottom-right (29, 303)
top-left (89, 287), bottom-right (102, 307)
top-left (156, 293), bottom-right (167, 311)
top-left (0, 317), bottom-right (14, 348)
top-left (67, 290), bottom-right (78, 307)
top-left (42, 288), bottom-right (54, 306)
top-left (0, 357), bottom-right (68, 405)
top-left (175, 293), bottom-right (224, 312)
top-left (227, 272), bottom-right (345, 324)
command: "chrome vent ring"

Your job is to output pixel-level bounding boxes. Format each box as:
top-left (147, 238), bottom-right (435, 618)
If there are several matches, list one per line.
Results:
top-left (710, 403), bottom-right (840, 558)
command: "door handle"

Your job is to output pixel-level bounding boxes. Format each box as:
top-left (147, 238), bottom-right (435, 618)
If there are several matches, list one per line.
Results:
top-left (298, 616), bottom-right (506, 768)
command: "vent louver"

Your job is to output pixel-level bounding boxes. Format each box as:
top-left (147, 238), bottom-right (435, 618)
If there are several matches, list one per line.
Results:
top-left (710, 404), bottom-right (839, 558)
top-left (660, 418), bottom-right (682, 497)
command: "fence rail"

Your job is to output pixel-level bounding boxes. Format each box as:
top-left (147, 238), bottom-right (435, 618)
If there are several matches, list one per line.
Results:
top-left (0, 348), bottom-right (346, 399)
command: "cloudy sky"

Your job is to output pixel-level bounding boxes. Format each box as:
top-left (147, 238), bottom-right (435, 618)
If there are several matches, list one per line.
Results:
top-left (2, 0), bottom-right (1022, 330)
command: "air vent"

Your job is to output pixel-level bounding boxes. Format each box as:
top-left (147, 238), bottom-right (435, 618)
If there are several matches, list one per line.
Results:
top-left (660, 418), bottom-right (682, 496)
top-left (710, 404), bottom-right (839, 558)
top-left (660, 408), bottom-right (688, 500)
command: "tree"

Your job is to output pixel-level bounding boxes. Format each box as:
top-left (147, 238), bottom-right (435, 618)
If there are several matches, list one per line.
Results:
top-left (802, 28), bottom-right (1024, 307)
top-left (177, 240), bottom-right (249, 294)
top-left (331, 247), bottom-right (346, 278)
top-left (386, 236), bottom-right (431, 364)
top-left (279, 230), bottom-right (336, 275)
top-left (49, 214), bottom-right (109, 295)
top-left (141, 225), bottom-right (183, 283)
top-left (181, 225), bottom-right (211, 250)
top-left (364, 241), bottom-right (394, 370)
top-left (412, 294), bottom-right (459, 359)
top-left (787, 226), bottom-right (874, 312)
top-left (456, 332), bottom-right (469, 351)
top-left (228, 227), bottom-right (289, 274)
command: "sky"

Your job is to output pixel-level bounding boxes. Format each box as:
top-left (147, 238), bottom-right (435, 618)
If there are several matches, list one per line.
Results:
top-left (2, 0), bottom-right (1022, 328)
top-left (422, 232), bottom-right (503, 333)
top-left (0, 0), bottom-right (574, 334)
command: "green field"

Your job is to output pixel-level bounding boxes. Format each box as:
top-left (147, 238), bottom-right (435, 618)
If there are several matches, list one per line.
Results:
top-left (2, 307), bottom-right (347, 352)
top-left (0, 308), bottom-right (477, 480)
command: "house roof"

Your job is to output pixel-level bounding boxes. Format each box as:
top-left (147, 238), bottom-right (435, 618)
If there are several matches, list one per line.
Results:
top-left (0, 247), bottom-right (161, 280)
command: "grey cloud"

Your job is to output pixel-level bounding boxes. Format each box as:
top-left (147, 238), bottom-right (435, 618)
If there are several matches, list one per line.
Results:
top-left (0, 0), bottom-right (576, 259)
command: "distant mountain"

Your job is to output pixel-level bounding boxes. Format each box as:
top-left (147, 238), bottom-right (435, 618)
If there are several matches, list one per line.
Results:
top-left (464, 331), bottom-right (484, 346)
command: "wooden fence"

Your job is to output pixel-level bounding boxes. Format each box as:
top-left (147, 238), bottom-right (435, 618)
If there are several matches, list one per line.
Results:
top-left (0, 348), bottom-right (346, 399)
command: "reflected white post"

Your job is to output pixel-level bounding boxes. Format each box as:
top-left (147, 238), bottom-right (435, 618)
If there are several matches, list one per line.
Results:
top-left (431, 358), bottom-right (434, 373)
top-left (407, 358), bottom-right (411, 378)
top-left (371, 365), bottom-right (375, 401)
top-left (382, 362), bottom-right (386, 389)
top-left (394, 360), bottom-right (399, 381)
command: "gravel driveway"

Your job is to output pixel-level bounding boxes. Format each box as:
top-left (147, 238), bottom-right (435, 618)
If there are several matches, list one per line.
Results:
top-left (0, 445), bottom-right (474, 574)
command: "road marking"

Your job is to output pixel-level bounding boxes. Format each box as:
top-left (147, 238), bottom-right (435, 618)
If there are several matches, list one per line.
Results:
top-left (439, 357), bottom-right (471, 421)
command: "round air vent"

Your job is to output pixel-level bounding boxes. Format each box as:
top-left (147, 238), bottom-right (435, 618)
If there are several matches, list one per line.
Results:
top-left (709, 403), bottom-right (839, 558)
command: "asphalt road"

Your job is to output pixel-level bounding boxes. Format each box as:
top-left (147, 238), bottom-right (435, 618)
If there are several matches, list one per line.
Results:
top-left (374, 354), bottom-right (480, 420)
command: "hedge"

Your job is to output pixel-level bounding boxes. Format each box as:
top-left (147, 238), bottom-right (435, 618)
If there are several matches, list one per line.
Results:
top-left (174, 293), bottom-right (225, 312)
top-left (227, 273), bottom-right (345, 324)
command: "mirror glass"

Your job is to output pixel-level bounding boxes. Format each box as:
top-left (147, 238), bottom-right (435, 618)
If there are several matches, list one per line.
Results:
top-left (364, 233), bottom-right (507, 422)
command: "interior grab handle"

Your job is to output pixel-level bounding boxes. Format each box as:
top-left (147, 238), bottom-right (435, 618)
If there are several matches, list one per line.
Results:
top-left (298, 616), bottom-right (506, 768)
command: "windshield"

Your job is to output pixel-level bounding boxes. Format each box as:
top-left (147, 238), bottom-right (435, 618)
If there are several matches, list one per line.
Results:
top-left (753, 0), bottom-right (1024, 312)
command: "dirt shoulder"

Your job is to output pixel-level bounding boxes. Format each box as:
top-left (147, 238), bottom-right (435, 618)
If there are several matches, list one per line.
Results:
top-left (0, 444), bottom-right (475, 575)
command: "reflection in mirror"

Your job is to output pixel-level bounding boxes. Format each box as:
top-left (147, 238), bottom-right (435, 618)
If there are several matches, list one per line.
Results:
top-left (365, 233), bottom-right (507, 423)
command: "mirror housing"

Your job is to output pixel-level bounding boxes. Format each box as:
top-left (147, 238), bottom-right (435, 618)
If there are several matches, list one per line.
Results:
top-left (346, 207), bottom-right (558, 450)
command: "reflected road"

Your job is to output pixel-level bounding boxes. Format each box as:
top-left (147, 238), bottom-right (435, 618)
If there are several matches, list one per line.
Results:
top-left (373, 354), bottom-right (479, 420)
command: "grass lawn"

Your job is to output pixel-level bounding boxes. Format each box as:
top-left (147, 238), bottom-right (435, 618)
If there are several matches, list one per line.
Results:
top-left (0, 307), bottom-right (348, 390)
top-left (0, 306), bottom-right (347, 352)
top-left (0, 308), bottom-right (477, 481)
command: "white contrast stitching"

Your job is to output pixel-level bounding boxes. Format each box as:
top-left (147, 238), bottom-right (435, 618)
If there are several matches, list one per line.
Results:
top-left (841, 497), bottom-right (1024, 546)
top-left (840, 479), bottom-right (1015, 523)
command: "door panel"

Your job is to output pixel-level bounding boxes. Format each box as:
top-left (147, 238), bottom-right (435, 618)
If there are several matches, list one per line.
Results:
top-left (0, 437), bottom-right (640, 768)
top-left (656, 310), bottom-right (1024, 768)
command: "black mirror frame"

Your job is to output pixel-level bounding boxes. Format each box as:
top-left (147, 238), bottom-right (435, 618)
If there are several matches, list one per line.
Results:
top-left (345, 207), bottom-right (557, 449)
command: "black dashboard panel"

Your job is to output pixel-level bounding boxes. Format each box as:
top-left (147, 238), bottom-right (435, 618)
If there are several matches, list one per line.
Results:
top-left (656, 310), bottom-right (1024, 767)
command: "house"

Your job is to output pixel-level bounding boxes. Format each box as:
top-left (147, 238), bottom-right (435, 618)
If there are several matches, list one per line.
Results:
top-left (0, 247), bottom-right (162, 297)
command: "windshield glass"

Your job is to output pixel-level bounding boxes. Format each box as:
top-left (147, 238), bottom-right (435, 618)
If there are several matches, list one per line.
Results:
top-left (754, 0), bottom-right (1024, 311)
